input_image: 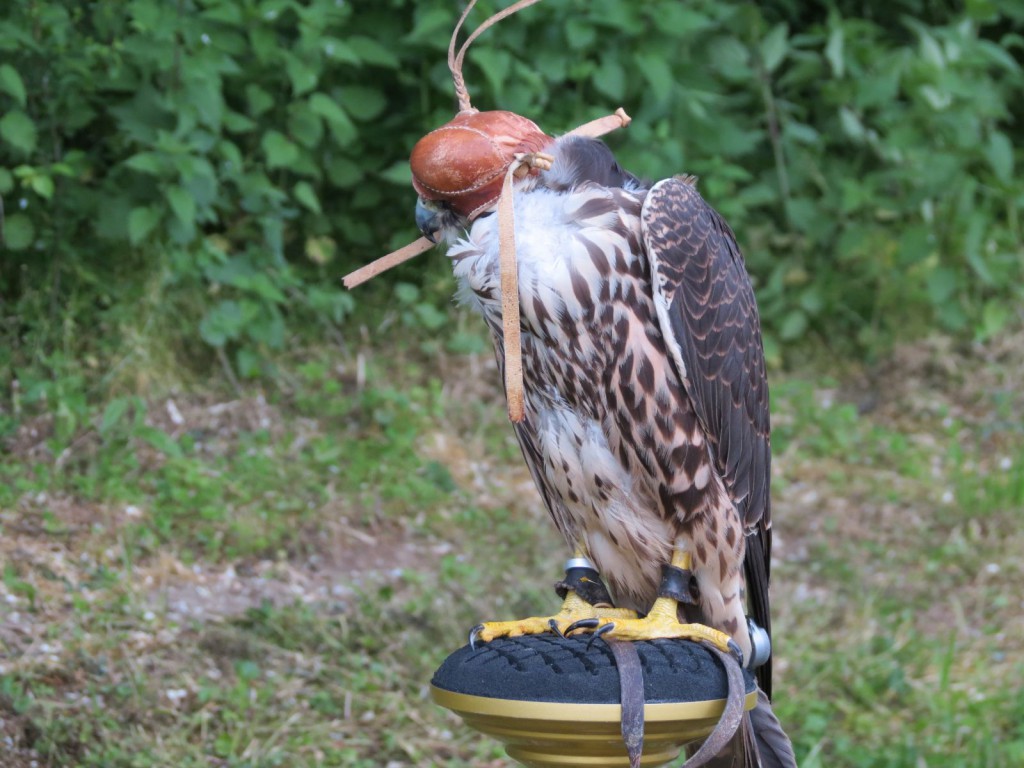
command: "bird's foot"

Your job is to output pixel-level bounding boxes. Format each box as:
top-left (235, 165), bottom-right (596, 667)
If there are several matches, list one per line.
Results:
top-left (469, 591), bottom-right (638, 648)
top-left (573, 596), bottom-right (741, 659)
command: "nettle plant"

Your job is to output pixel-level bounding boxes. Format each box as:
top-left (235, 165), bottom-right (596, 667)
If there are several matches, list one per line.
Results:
top-left (752, 12), bottom-right (1024, 349)
top-left (0, 0), bottom-right (1021, 386)
top-left (0, 0), bottom-right (431, 380)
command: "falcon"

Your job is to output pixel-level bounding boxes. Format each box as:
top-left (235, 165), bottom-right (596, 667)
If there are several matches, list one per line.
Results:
top-left (408, 114), bottom-right (794, 767)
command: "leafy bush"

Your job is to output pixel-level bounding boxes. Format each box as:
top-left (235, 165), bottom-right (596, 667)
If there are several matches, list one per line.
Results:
top-left (1, 0), bottom-right (1022, 393)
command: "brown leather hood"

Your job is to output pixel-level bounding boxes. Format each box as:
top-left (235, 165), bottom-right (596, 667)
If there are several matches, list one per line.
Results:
top-left (410, 109), bottom-right (552, 219)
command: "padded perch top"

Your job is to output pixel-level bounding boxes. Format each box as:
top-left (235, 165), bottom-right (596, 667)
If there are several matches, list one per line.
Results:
top-left (432, 635), bottom-right (755, 703)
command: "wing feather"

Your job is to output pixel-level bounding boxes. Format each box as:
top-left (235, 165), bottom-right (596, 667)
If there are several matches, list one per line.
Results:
top-left (641, 177), bottom-right (774, 697)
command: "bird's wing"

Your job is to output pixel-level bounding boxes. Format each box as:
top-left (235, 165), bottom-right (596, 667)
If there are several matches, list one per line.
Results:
top-left (640, 176), bottom-right (773, 696)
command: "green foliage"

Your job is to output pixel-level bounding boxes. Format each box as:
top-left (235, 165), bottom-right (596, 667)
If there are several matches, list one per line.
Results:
top-left (1, 0), bottom-right (1022, 392)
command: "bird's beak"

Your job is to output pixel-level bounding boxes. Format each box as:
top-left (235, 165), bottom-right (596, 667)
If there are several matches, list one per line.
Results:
top-left (415, 198), bottom-right (443, 243)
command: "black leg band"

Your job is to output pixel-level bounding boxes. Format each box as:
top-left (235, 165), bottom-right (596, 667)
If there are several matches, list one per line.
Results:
top-left (555, 565), bottom-right (615, 606)
top-left (657, 564), bottom-right (697, 604)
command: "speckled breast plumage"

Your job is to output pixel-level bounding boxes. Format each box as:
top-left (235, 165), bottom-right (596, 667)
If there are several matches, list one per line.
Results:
top-left (446, 160), bottom-right (740, 618)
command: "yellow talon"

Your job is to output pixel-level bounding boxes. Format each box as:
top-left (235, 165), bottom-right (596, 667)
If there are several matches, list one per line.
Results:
top-left (470, 548), bottom-right (737, 660)
top-left (470, 591), bottom-right (638, 647)
top-left (587, 596), bottom-right (738, 655)
top-left (574, 549), bottom-right (739, 658)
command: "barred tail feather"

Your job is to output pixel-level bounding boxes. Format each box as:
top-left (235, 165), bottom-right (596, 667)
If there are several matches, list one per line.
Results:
top-left (747, 689), bottom-right (796, 767)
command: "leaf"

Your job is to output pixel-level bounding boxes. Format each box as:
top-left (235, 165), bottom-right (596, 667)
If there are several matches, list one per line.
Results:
top-left (566, 18), bottom-right (596, 49)
top-left (926, 267), bottom-right (957, 304)
top-left (937, 301), bottom-right (967, 332)
top-left (825, 26), bottom-right (844, 77)
top-left (963, 212), bottom-right (990, 284)
top-left (0, 109), bottom-right (37, 154)
top-left (223, 110), bottom-right (257, 133)
top-left (0, 167), bottom-right (12, 193)
top-left (249, 25), bottom-right (279, 63)
top-left (336, 85), bottom-right (386, 121)
top-left (471, 47), bottom-right (511, 97)
top-left (239, 274), bottom-right (286, 303)
top-left (319, 37), bottom-right (361, 66)
top-left (293, 180), bottom-right (321, 214)
top-left (285, 54), bottom-right (318, 96)
top-left (309, 94), bottom-right (356, 145)
top-left (30, 175), bottom-right (54, 200)
top-left (985, 131), bottom-right (1013, 184)
top-left (166, 185), bottom-right (196, 226)
top-left (0, 63), bottom-right (26, 106)
top-left (261, 130), bottom-right (300, 168)
top-left (798, 286), bottom-right (824, 314)
top-left (977, 299), bottom-right (1009, 342)
top-left (594, 58), bottom-right (626, 101)
top-left (897, 225), bottom-right (932, 267)
top-left (633, 52), bottom-right (674, 104)
top-left (125, 152), bottom-right (166, 175)
top-left (135, 425), bottom-right (183, 459)
top-left (100, 398), bottom-right (131, 437)
top-left (406, 7), bottom-right (453, 42)
top-left (2, 213), bottom-right (34, 250)
top-left (305, 235), bottom-right (336, 265)
top-left (394, 282), bottom-right (419, 305)
top-left (378, 161), bottom-right (411, 186)
top-left (778, 309), bottom-right (808, 341)
top-left (236, 348), bottom-right (263, 379)
top-left (247, 303), bottom-right (285, 347)
top-left (327, 156), bottom-right (363, 188)
top-left (839, 107), bottom-right (866, 142)
top-left (977, 39), bottom-right (1022, 73)
top-left (918, 31), bottom-right (945, 69)
top-left (919, 85), bottom-right (951, 110)
top-left (200, 3), bottom-right (243, 24)
top-left (183, 70), bottom-right (224, 129)
top-left (246, 84), bottom-right (275, 117)
top-left (347, 36), bottom-right (399, 68)
top-left (760, 23), bottom-right (789, 74)
top-left (414, 302), bottom-right (447, 331)
top-left (128, 206), bottom-right (162, 245)
top-left (784, 121), bottom-right (819, 145)
top-left (287, 102), bottom-right (324, 148)
top-left (199, 299), bottom-right (246, 346)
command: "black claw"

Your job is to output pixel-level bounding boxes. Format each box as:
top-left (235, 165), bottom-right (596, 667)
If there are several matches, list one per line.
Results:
top-left (468, 624), bottom-right (485, 651)
top-left (564, 617), bottom-right (600, 636)
top-left (548, 619), bottom-right (566, 638)
top-left (587, 622), bottom-right (616, 651)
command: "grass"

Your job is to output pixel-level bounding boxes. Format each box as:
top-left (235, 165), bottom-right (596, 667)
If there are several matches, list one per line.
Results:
top-left (2, 319), bottom-right (1024, 767)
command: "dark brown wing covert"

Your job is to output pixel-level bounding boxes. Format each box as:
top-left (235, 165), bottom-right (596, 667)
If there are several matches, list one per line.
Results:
top-left (640, 177), bottom-right (773, 696)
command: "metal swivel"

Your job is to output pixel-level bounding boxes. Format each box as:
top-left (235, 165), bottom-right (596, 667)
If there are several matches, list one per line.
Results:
top-left (746, 617), bottom-right (772, 669)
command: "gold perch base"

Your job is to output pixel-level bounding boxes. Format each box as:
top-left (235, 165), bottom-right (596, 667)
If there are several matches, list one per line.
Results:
top-left (432, 687), bottom-right (756, 768)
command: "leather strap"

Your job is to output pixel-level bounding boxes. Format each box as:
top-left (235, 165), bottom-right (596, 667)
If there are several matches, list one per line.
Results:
top-left (605, 636), bottom-right (747, 768)
top-left (680, 644), bottom-right (747, 767)
top-left (606, 639), bottom-right (645, 768)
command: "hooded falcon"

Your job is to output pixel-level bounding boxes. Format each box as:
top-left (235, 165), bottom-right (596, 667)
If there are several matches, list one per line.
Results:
top-left (410, 119), bottom-right (793, 766)
top-left (345, 3), bottom-right (796, 765)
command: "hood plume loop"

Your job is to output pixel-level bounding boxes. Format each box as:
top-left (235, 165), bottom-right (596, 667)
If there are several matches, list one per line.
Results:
top-left (448, 0), bottom-right (546, 113)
